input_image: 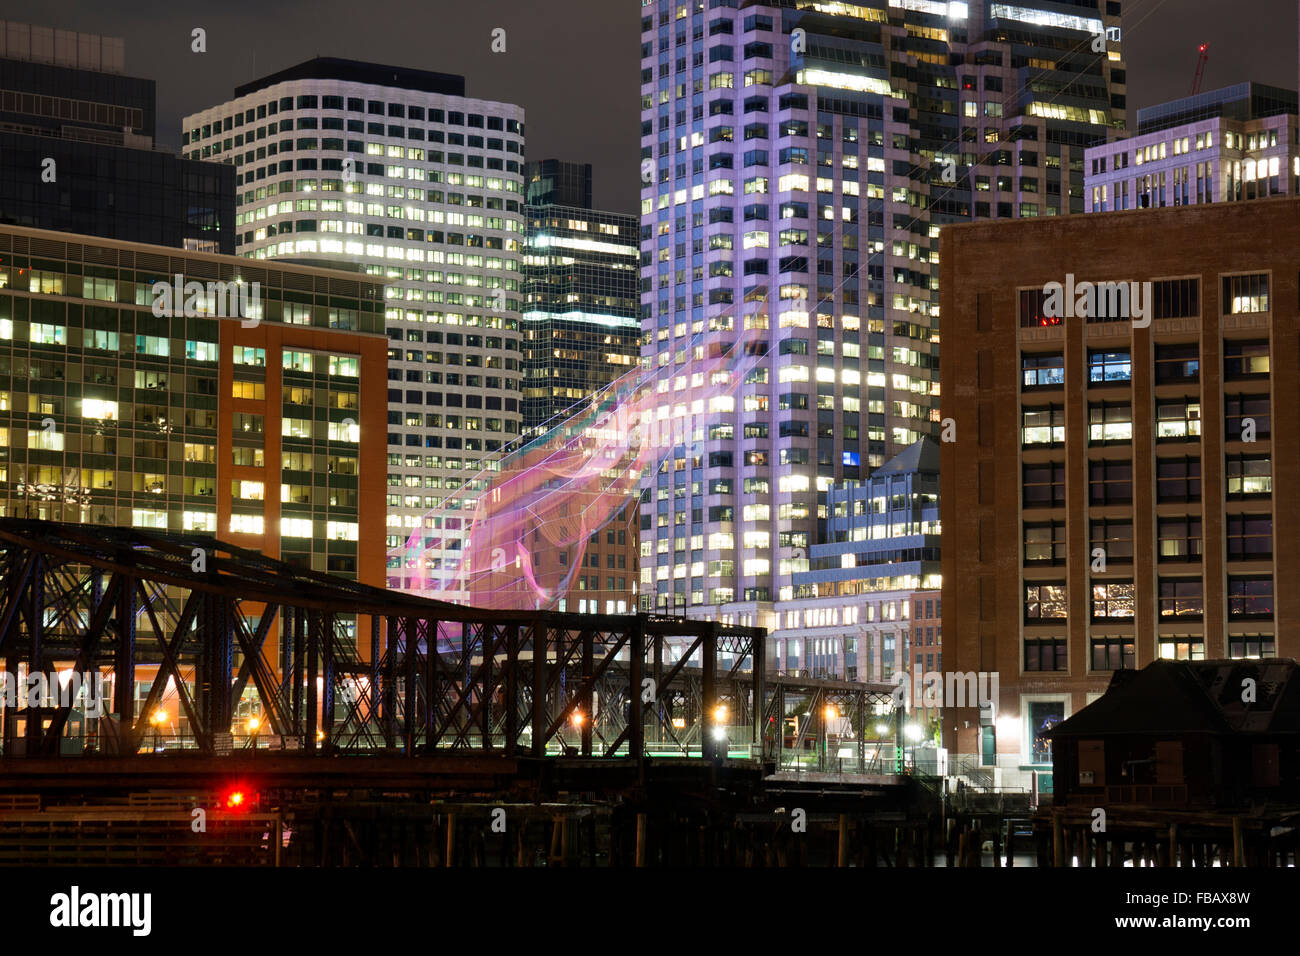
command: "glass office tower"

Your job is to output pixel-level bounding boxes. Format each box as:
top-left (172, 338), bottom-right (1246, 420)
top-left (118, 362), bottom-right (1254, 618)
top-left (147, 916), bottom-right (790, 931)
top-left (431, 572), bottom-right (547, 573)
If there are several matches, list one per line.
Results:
top-left (0, 20), bottom-right (234, 253)
top-left (522, 159), bottom-right (640, 433)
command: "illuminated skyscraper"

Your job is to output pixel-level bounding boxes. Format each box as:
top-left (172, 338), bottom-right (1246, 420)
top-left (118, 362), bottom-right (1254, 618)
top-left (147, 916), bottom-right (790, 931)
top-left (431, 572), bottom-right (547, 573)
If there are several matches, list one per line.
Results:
top-left (639, 0), bottom-right (1126, 627)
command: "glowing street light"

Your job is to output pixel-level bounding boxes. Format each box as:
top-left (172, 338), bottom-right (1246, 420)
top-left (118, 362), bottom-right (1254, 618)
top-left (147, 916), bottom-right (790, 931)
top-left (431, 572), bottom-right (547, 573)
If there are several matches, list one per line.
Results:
top-left (149, 707), bottom-right (168, 753)
top-left (820, 703), bottom-right (839, 771)
top-left (713, 704), bottom-right (727, 723)
top-left (570, 710), bottom-right (585, 729)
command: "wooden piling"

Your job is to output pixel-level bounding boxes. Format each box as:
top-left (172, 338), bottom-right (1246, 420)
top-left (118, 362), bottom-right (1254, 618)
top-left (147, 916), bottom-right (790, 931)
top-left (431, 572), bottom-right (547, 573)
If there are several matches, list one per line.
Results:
top-left (444, 813), bottom-right (456, 867)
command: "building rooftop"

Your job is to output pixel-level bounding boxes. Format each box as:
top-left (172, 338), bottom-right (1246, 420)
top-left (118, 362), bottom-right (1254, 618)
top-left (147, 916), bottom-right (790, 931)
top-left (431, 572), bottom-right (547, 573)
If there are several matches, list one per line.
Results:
top-left (870, 435), bottom-right (939, 479)
top-left (525, 159), bottom-right (593, 209)
top-left (941, 191), bottom-right (1300, 242)
top-left (235, 56), bottom-right (465, 99)
top-left (1049, 659), bottom-right (1300, 737)
top-left (1135, 82), bottom-right (1297, 134)
top-left (0, 20), bottom-right (124, 74)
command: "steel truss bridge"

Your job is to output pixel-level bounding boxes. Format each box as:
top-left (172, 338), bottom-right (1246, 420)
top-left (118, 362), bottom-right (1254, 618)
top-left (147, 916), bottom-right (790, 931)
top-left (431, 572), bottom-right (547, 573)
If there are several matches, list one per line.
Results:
top-left (0, 519), bottom-right (902, 771)
top-left (0, 520), bottom-right (930, 866)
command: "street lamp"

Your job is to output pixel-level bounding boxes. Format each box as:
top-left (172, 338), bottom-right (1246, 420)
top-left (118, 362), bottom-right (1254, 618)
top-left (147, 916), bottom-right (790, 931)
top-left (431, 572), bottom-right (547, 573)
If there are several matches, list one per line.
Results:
top-left (246, 715), bottom-right (261, 752)
top-left (821, 703), bottom-right (839, 770)
top-left (150, 708), bottom-right (167, 752)
top-left (711, 703), bottom-right (728, 757)
top-left (904, 722), bottom-right (924, 772)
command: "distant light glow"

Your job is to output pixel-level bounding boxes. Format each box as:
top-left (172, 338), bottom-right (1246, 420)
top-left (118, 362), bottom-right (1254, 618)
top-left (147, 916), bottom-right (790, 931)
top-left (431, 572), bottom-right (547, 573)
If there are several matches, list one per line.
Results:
top-left (796, 68), bottom-right (893, 97)
top-left (521, 309), bottom-right (640, 329)
top-left (889, 0), bottom-right (964, 18)
top-left (531, 234), bottom-right (638, 257)
top-left (989, 3), bottom-right (1101, 33)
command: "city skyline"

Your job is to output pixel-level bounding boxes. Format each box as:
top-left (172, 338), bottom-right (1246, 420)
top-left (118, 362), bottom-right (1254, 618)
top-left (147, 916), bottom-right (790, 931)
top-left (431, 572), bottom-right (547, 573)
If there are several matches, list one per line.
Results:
top-left (0, 1), bottom-right (1299, 893)
top-left (2, 0), bottom-right (1295, 214)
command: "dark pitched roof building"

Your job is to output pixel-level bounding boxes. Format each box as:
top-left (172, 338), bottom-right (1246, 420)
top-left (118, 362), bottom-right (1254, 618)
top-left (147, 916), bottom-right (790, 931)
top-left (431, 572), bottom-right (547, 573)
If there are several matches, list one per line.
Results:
top-left (1049, 658), bottom-right (1300, 809)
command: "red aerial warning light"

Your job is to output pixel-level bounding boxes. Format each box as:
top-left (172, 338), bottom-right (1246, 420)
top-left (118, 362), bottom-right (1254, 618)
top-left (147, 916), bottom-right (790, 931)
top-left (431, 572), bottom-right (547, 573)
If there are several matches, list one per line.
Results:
top-left (224, 788), bottom-right (252, 810)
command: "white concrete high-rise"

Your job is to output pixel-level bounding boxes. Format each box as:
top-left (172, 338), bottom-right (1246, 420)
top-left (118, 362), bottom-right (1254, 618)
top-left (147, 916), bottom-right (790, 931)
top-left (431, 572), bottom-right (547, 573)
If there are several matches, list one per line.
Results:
top-left (185, 58), bottom-right (527, 598)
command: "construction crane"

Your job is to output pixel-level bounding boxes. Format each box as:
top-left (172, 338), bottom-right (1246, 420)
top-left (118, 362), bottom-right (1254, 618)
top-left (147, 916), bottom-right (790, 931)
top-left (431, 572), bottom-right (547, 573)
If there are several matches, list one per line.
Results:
top-left (1191, 43), bottom-right (1209, 95)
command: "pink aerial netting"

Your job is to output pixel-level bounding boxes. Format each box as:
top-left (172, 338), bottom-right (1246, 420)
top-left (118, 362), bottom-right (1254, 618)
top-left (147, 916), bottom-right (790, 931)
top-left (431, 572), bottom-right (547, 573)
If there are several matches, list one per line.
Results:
top-left (392, 312), bottom-right (768, 610)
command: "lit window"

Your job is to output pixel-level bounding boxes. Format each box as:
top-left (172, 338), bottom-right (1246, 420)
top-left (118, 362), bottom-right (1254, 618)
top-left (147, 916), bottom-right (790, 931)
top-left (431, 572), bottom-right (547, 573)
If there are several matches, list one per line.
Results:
top-left (233, 480), bottom-right (265, 500)
top-left (27, 428), bottom-right (64, 450)
top-left (29, 323), bottom-right (66, 345)
top-left (182, 511), bottom-right (217, 532)
top-left (328, 421), bottom-right (360, 442)
top-left (281, 517), bottom-right (314, 538)
top-left (132, 509), bottom-right (168, 530)
top-left (228, 514), bottom-right (265, 535)
top-left (329, 355), bottom-right (360, 377)
top-left (81, 399), bottom-right (118, 420)
top-left (327, 521), bottom-right (359, 541)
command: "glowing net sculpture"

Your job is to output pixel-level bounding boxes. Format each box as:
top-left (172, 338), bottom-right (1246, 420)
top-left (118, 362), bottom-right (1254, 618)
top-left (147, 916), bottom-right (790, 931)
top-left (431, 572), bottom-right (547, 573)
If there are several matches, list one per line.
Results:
top-left (392, 316), bottom-right (769, 610)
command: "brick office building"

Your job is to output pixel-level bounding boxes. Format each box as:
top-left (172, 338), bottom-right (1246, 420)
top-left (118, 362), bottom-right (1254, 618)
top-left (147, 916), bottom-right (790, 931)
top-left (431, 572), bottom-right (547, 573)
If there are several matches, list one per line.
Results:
top-left (940, 198), bottom-right (1300, 784)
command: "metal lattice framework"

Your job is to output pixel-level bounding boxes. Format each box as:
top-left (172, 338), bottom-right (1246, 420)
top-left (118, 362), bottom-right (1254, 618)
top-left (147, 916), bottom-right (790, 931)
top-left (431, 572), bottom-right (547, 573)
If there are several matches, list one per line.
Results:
top-left (762, 677), bottom-right (902, 775)
top-left (0, 520), bottom-right (776, 760)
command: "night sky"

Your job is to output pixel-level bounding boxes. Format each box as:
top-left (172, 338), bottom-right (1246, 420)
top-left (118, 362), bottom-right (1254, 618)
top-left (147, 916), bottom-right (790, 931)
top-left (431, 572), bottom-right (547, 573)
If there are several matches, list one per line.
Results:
top-left (4, 0), bottom-right (1296, 214)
